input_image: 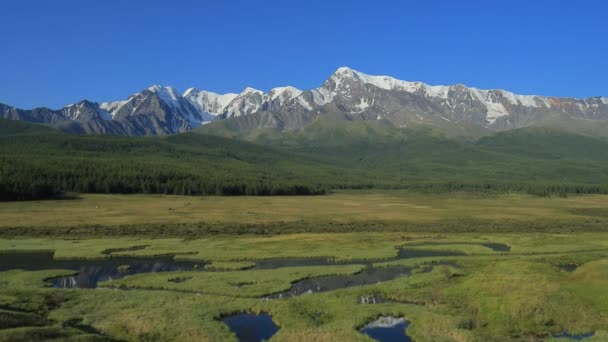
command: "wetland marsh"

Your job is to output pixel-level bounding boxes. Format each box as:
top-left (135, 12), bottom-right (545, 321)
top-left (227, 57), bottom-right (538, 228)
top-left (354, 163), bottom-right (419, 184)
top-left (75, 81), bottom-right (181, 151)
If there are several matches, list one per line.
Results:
top-left (2, 192), bottom-right (608, 341)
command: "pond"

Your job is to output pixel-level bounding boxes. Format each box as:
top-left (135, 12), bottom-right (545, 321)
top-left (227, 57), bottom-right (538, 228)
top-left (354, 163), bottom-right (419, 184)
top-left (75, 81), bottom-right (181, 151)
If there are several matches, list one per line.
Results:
top-left (0, 251), bottom-right (206, 288)
top-left (558, 263), bottom-right (579, 272)
top-left (552, 331), bottom-right (595, 340)
top-left (359, 316), bottom-right (412, 342)
top-left (221, 313), bottom-right (279, 342)
top-left (267, 265), bottom-right (412, 299)
top-left (401, 242), bottom-right (510, 252)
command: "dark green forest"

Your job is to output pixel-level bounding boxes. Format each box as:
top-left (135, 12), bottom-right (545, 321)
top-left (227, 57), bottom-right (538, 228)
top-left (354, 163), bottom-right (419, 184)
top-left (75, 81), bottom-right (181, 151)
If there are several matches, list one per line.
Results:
top-left (2, 118), bottom-right (608, 200)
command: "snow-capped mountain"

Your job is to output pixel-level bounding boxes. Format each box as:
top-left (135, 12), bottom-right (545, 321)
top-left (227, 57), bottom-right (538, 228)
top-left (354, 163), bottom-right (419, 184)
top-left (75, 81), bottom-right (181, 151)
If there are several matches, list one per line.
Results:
top-left (295, 67), bottom-right (608, 127)
top-left (1, 67), bottom-right (607, 136)
top-left (182, 88), bottom-right (238, 120)
top-left (306, 67), bottom-right (552, 124)
top-left (218, 86), bottom-right (303, 119)
top-left (62, 100), bottom-right (112, 121)
top-left (228, 66), bottom-right (608, 134)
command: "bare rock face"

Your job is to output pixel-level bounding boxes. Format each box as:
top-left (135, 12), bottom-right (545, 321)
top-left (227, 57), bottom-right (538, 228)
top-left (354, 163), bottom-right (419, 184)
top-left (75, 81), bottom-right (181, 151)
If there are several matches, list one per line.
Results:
top-left (2, 67), bottom-right (607, 136)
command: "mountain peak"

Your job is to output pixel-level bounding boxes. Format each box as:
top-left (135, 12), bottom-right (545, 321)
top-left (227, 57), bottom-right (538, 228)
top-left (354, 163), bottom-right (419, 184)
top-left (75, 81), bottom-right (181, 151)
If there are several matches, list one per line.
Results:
top-left (269, 86), bottom-right (302, 101)
top-left (240, 87), bottom-right (263, 95)
top-left (65, 99), bottom-right (96, 108)
top-left (145, 85), bottom-right (181, 106)
top-left (147, 84), bottom-right (163, 92)
top-left (334, 66), bottom-right (355, 73)
top-left (328, 67), bottom-right (422, 93)
top-left (183, 88), bottom-right (238, 117)
top-left (183, 87), bottom-right (199, 96)
top-left (331, 66), bottom-right (361, 80)
top-left (147, 84), bottom-right (178, 94)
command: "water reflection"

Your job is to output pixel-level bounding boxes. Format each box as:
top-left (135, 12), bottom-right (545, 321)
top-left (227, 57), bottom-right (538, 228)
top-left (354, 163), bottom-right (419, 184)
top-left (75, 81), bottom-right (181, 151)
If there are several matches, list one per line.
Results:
top-left (268, 265), bottom-right (411, 299)
top-left (221, 313), bottom-right (279, 342)
top-left (360, 316), bottom-right (412, 342)
top-left (0, 251), bottom-right (206, 288)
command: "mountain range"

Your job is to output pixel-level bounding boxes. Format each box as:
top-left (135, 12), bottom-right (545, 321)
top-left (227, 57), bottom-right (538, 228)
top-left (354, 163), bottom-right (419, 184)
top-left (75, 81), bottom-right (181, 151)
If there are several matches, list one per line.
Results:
top-left (2, 67), bottom-right (607, 137)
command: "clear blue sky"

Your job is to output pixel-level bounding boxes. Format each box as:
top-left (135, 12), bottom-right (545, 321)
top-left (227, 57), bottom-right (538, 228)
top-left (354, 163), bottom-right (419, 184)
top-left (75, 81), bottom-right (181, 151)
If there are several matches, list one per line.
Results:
top-left (1, 0), bottom-right (606, 109)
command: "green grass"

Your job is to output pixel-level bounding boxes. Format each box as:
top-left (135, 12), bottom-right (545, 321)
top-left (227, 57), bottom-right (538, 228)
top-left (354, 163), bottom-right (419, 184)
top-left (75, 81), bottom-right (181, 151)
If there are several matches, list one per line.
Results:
top-left (0, 266), bottom-right (468, 341)
top-left (100, 265), bottom-right (366, 297)
top-left (0, 270), bottom-right (76, 290)
top-left (2, 248), bottom-right (607, 341)
top-left (4, 192), bottom-right (608, 237)
top-left (1, 233), bottom-right (608, 341)
top-left (203, 261), bottom-right (256, 271)
top-left (2, 193), bottom-right (608, 340)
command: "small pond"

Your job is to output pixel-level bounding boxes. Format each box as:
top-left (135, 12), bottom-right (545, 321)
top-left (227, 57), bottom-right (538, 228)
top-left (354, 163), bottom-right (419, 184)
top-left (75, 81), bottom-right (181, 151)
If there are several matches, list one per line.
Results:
top-left (558, 264), bottom-right (579, 273)
top-left (359, 316), bottom-right (412, 342)
top-left (402, 242), bottom-right (510, 252)
top-left (552, 331), bottom-right (595, 340)
top-left (221, 313), bottom-right (279, 342)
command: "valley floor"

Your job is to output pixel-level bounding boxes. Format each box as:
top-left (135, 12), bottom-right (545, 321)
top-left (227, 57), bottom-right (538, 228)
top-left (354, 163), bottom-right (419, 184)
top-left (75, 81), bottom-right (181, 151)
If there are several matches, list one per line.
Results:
top-left (2, 191), bottom-right (608, 236)
top-left (1, 192), bottom-right (608, 341)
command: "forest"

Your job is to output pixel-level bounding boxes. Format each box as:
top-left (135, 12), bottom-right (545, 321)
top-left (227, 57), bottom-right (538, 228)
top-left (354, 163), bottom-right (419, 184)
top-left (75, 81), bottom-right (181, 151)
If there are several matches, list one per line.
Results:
top-left (3, 119), bottom-right (608, 200)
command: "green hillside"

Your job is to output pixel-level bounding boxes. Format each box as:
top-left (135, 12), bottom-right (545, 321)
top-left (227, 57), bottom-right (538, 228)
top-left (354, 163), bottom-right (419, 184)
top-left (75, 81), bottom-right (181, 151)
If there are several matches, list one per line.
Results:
top-left (4, 117), bottom-right (608, 200)
top-left (0, 119), bottom-right (361, 200)
top-left (0, 118), bottom-right (59, 135)
top-left (201, 114), bottom-right (608, 194)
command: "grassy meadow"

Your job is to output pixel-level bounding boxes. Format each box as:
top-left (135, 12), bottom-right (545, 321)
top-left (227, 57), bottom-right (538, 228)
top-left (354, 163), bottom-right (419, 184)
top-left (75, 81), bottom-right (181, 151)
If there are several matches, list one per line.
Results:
top-left (1, 233), bottom-right (608, 341)
top-left (2, 191), bottom-right (608, 237)
top-left (1, 191), bottom-right (608, 341)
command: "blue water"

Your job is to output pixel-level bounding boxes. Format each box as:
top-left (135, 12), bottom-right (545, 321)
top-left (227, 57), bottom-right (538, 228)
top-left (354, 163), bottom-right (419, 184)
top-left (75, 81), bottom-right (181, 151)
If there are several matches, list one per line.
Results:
top-left (552, 331), bottom-right (595, 340)
top-left (269, 265), bottom-right (411, 299)
top-left (221, 313), bottom-right (279, 342)
top-left (359, 316), bottom-right (412, 342)
top-left (0, 251), bottom-right (206, 288)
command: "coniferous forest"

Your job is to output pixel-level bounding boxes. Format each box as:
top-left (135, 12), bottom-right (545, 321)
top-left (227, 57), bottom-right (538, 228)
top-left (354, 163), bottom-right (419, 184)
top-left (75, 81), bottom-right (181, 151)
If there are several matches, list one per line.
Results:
top-left (3, 118), bottom-right (608, 201)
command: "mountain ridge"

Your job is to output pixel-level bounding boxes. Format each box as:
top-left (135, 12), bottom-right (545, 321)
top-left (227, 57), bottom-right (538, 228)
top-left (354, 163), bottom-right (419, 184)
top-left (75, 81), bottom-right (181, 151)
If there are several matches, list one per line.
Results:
top-left (2, 67), bottom-right (607, 136)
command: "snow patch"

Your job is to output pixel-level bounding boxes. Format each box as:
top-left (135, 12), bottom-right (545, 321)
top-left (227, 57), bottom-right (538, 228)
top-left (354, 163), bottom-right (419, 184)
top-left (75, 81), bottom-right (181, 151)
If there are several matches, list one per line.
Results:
top-left (100, 100), bottom-right (128, 118)
top-left (296, 96), bottom-right (313, 110)
top-left (576, 102), bottom-right (586, 111)
top-left (539, 97), bottom-right (552, 108)
top-left (353, 98), bottom-right (372, 113)
top-left (332, 67), bottom-right (431, 94)
top-left (269, 86), bottom-right (302, 105)
top-left (469, 88), bottom-right (510, 123)
top-left (241, 87), bottom-right (263, 95)
top-left (425, 85), bottom-right (451, 99)
top-left (221, 87), bottom-right (265, 118)
top-left (484, 102), bottom-right (509, 123)
top-left (498, 90), bottom-right (539, 107)
top-left (182, 88), bottom-right (237, 116)
top-left (311, 87), bottom-right (335, 106)
top-left (148, 85), bottom-right (181, 108)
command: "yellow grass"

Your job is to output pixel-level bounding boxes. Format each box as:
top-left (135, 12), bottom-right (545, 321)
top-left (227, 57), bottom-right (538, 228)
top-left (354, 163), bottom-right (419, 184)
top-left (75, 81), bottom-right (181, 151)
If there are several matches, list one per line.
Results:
top-left (1, 191), bottom-right (606, 228)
